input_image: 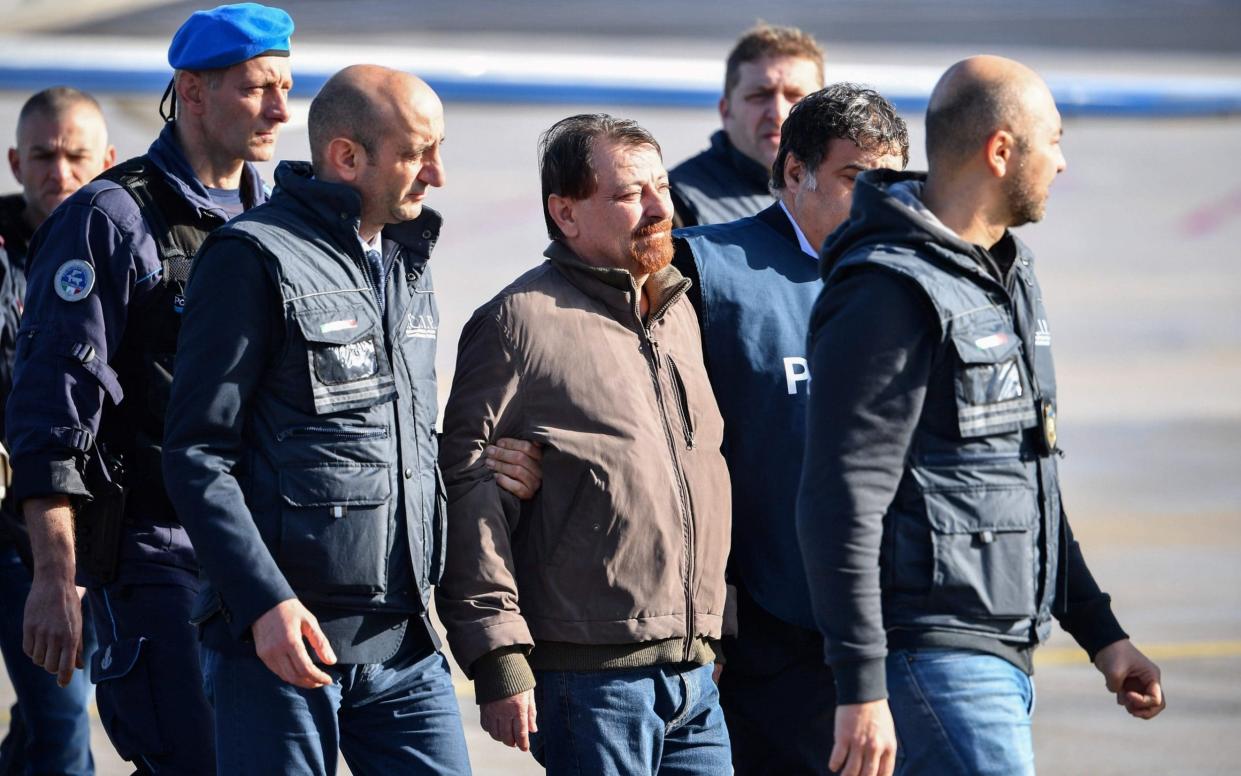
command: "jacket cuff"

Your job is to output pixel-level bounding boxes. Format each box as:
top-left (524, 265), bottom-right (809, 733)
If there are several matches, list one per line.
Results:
top-left (11, 455), bottom-right (89, 505)
top-left (223, 579), bottom-right (298, 642)
top-left (833, 657), bottom-right (888, 705)
top-left (472, 647), bottom-right (535, 704)
top-left (1057, 594), bottom-right (1129, 661)
top-left (722, 583), bottom-right (739, 637)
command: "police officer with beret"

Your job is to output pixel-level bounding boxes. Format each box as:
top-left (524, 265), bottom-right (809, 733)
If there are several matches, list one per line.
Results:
top-left (6, 5), bottom-right (294, 772)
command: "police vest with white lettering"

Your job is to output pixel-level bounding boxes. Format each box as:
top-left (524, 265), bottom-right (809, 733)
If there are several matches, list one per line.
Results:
top-left (677, 203), bottom-right (822, 629)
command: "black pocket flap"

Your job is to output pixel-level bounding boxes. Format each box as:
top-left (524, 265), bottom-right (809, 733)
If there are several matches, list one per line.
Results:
top-left (280, 461), bottom-right (391, 507)
top-left (92, 636), bottom-right (146, 683)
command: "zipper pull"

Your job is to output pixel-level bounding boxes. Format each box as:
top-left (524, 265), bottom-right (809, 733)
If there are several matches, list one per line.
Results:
top-left (648, 334), bottom-right (661, 369)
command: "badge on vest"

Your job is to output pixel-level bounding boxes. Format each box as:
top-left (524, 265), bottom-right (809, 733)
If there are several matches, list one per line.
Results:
top-left (313, 337), bottom-right (379, 385)
top-left (53, 260), bottom-right (95, 302)
top-left (1036, 397), bottom-right (1058, 455)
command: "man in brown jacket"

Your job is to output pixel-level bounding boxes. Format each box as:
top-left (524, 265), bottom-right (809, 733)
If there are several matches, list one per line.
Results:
top-left (437, 114), bottom-right (733, 775)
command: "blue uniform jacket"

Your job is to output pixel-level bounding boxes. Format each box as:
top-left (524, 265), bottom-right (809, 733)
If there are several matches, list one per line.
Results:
top-left (5, 123), bottom-right (264, 577)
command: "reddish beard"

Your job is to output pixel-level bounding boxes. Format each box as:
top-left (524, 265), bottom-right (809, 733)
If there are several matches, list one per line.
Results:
top-left (630, 218), bottom-right (674, 274)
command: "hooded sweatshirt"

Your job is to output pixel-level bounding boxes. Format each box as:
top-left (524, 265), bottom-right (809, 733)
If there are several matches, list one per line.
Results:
top-left (796, 169), bottom-right (1127, 704)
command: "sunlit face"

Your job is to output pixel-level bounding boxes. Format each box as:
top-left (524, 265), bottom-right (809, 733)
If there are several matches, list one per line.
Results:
top-left (563, 139), bottom-right (674, 275)
top-left (8, 103), bottom-right (115, 225)
top-left (197, 55), bottom-right (292, 162)
top-left (1005, 93), bottom-right (1066, 227)
top-left (355, 90), bottom-right (446, 227)
top-left (786, 137), bottom-right (904, 252)
top-left (721, 55), bottom-right (823, 169)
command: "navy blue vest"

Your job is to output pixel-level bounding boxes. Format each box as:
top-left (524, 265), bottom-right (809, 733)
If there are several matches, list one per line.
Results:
top-left (678, 204), bottom-right (821, 629)
top-left (830, 232), bottom-right (1062, 645)
top-left (201, 163), bottom-right (444, 617)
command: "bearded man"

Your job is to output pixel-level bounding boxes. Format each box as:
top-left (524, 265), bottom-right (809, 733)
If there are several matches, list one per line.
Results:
top-left (437, 114), bottom-right (735, 775)
top-left (797, 56), bottom-right (1164, 776)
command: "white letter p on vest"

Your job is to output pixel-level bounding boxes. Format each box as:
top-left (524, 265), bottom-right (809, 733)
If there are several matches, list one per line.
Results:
top-left (784, 356), bottom-right (810, 395)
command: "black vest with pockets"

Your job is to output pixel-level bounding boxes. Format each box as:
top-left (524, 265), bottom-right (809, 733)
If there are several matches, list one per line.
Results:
top-left (96, 157), bottom-right (222, 521)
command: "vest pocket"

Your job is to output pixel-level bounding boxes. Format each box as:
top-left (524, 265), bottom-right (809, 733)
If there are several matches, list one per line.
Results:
top-left (950, 328), bottom-right (1038, 438)
top-left (293, 306), bottom-right (397, 415)
top-left (921, 483), bottom-right (1038, 619)
top-left (277, 461), bottom-right (391, 594)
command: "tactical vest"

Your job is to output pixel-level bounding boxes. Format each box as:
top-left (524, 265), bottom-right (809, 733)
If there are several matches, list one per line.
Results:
top-left (96, 157), bottom-right (222, 520)
top-left (831, 241), bottom-right (1062, 645)
top-left (201, 199), bottom-right (442, 613)
top-left (680, 214), bottom-right (822, 629)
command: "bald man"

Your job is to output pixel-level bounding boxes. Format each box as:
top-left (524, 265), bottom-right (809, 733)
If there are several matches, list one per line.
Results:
top-left (163, 64), bottom-right (543, 774)
top-left (796, 56), bottom-right (1164, 776)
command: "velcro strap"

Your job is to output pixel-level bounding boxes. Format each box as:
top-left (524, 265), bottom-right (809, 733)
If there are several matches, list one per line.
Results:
top-left (70, 342), bottom-right (96, 363)
top-left (50, 426), bottom-right (95, 453)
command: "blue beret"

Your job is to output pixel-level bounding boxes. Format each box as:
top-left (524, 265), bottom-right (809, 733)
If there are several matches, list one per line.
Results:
top-left (168, 3), bottom-right (293, 71)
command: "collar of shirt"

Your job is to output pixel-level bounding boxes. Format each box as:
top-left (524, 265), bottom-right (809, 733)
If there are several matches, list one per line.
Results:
top-left (778, 200), bottom-right (818, 260)
top-left (358, 229), bottom-right (382, 255)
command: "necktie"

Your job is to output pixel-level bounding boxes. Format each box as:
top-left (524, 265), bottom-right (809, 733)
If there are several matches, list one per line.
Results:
top-left (365, 248), bottom-right (385, 312)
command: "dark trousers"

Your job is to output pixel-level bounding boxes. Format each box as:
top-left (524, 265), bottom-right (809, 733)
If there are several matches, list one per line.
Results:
top-left (718, 587), bottom-right (837, 776)
top-left (88, 574), bottom-right (215, 775)
top-left (0, 543), bottom-right (95, 776)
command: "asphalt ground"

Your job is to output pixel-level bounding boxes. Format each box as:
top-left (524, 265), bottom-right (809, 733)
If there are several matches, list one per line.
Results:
top-left (1, 42), bottom-right (1240, 776)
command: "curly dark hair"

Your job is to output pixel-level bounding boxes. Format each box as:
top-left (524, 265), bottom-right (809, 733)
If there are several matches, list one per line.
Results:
top-left (771, 83), bottom-right (909, 190)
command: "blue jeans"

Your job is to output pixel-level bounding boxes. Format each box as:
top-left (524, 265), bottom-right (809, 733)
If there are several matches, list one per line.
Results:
top-left (0, 542), bottom-right (95, 776)
top-left (531, 662), bottom-right (732, 776)
top-left (886, 648), bottom-right (1036, 776)
top-left (202, 630), bottom-right (471, 776)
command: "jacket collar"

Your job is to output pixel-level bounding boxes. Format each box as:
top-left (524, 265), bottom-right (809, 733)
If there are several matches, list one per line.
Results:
top-left (709, 129), bottom-right (771, 192)
top-left (755, 201), bottom-right (800, 248)
top-left (270, 161), bottom-right (443, 261)
top-left (543, 240), bottom-right (689, 323)
top-left (146, 122), bottom-right (266, 218)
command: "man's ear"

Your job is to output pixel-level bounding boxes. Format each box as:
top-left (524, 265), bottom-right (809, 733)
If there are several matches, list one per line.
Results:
top-left (784, 153), bottom-right (807, 190)
top-left (325, 137), bottom-right (365, 182)
top-left (547, 193), bottom-right (579, 239)
top-left (7, 147), bottom-right (19, 180)
top-left (985, 129), bottom-right (1016, 178)
top-left (175, 71), bottom-right (207, 117)
top-left (718, 94), bottom-right (731, 122)
top-left (102, 145), bottom-right (117, 171)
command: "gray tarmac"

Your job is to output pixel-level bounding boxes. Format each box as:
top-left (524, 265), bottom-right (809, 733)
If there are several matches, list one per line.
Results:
top-left (1, 26), bottom-right (1240, 776)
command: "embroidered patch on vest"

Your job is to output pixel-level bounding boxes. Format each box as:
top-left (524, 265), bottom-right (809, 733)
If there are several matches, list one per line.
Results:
top-left (404, 312), bottom-right (436, 340)
top-left (53, 260), bottom-right (95, 302)
top-left (1034, 319), bottom-right (1052, 347)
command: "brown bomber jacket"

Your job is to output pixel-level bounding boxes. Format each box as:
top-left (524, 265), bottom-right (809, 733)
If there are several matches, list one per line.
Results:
top-left (436, 241), bottom-right (732, 702)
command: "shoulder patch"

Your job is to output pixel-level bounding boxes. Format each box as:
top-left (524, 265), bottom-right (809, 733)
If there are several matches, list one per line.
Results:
top-left (54, 260), bottom-right (95, 302)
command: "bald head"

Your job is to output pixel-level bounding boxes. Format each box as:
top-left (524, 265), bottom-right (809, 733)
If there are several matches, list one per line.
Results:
top-left (925, 55), bottom-right (1057, 171)
top-left (308, 65), bottom-right (446, 236)
top-left (307, 65), bottom-right (441, 170)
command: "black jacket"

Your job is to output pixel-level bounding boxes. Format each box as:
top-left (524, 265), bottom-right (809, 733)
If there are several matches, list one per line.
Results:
top-left (796, 170), bottom-right (1127, 704)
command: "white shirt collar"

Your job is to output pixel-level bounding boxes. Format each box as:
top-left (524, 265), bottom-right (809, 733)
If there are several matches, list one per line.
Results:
top-left (358, 229), bottom-right (382, 255)
top-left (779, 200), bottom-right (818, 260)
